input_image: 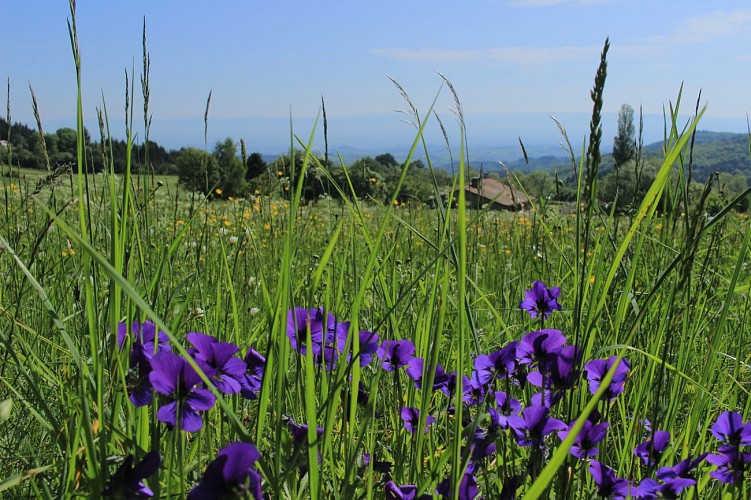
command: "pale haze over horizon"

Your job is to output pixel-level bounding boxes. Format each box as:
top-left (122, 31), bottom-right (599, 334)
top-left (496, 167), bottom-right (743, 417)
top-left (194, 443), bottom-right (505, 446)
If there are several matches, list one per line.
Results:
top-left (3, 1), bottom-right (751, 159)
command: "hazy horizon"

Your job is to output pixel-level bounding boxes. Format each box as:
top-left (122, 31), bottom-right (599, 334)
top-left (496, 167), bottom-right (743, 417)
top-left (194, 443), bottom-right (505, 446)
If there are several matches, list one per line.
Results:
top-left (19, 110), bottom-right (749, 163)
top-left (3, 1), bottom-right (751, 162)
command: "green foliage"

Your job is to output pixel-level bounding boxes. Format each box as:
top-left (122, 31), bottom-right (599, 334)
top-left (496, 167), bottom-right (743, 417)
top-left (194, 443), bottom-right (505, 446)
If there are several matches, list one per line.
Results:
top-left (340, 157), bottom-right (387, 200)
top-left (599, 158), bottom-right (659, 210)
top-left (518, 169), bottom-right (556, 199)
top-left (268, 149), bottom-right (332, 202)
top-left (374, 152), bottom-right (397, 167)
top-left (176, 147), bottom-right (219, 195)
top-left (245, 151), bottom-right (267, 181)
top-left (612, 103), bottom-right (636, 169)
top-left (212, 137), bottom-right (246, 198)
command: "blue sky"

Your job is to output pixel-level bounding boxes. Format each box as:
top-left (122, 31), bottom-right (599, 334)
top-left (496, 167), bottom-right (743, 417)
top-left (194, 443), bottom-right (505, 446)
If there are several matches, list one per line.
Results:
top-left (2, 1), bottom-right (751, 156)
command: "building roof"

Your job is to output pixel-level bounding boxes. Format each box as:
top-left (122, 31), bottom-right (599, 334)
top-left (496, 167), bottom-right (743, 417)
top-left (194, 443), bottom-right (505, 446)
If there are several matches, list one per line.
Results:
top-left (465, 177), bottom-right (530, 207)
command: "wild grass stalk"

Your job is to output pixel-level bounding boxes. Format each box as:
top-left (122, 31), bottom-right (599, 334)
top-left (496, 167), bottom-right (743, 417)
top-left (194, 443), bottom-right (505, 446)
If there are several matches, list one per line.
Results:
top-left (3, 9), bottom-right (751, 497)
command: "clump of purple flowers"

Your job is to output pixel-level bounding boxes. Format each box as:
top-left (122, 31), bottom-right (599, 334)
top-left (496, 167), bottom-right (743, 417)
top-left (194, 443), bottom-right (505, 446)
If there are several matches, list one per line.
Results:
top-left (584, 355), bottom-right (630, 401)
top-left (508, 404), bottom-right (567, 448)
top-left (286, 307), bottom-right (380, 370)
top-left (377, 339), bottom-right (416, 371)
top-left (401, 406), bottom-right (436, 434)
top-left (187, 332), bottom-right (248, 395)
top-left (706, 411), bottom-right (751, 484)
top-left (558, 418), bottom-right (610, 459)
top-left (149, 351), bottom-right (216, 432)
top-left (111, 283), bottom-right (751, 499)
top-left (519, 280), bottom-right (562, 320)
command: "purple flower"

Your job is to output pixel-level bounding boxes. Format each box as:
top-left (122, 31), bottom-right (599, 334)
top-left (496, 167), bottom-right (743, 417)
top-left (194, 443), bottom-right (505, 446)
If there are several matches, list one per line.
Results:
top-left (528, 345), bottom-right (581, 406)
top-left (286, 307), bottom-right (332, 356)
top-left (519, 280), bottom-right (562, 319)
top-left (516, 329), bottom-right (567, 367)
top-left (558, 419), bottom-right (610, 459)
top-left (634, 430), bottom-right (671, 466)
top-left (124, 354), bottom-right (156, 408)
top-left (188, 442), bottom-right (262, 499)
top-left (319, 320), bottom-right (349, 370)
top-left (473, 341), bottom-right (518, 385)
top-left (584, 356), bottom-right (630, 401)
top-left (710, 411), bottom-right (751, 448)
top-left (148, 352), bottom-right (216, 432)
top-left (103, 452), bottom-right (161, 498)
top-left (405, 357), bottom-right (425, 388)
top-left (432, 366), bottom-right (451, 392)
top-left (117, 320), bottom-right (171, 407)
top-left (320, 322), bottom-right (381, 371)
top-left (187, 332), bottom-right (247, 395)
top-left (356, 330), bottom-right (380, 367)
top-left (588, 460), bottom-right (632, 499)
top-left (495, 391), bottom-right (522, 414)
top-left (440, 370), bottom-right (458, 397)
top-left (401, 407), bottom-right (436, 434)
top-left (285, 417), bottom-right (325, 469)
top-left (656, 454), bottom-right (707, 481)
top-left (435, 463), bottom-right (479, 499)
top-left (240, 347), bottom-right (265, 399)
top-left (376, 339), bottom-right (415, 371)
top-left (634, 477), bottom-right (696, 499)
top-left (499, 475), bottom-right (522, 500)
top-left (469, 425), bottom-right (497, 461)
top-left (508, 404), bottom-right (566, 447)
top-left (286, 418), bottom-right (324, 448)
top-left (490, 391), bottom-right (522, 430)
top-left (706, 448), bottom-right (751, 484)
top-left (384, 481), bottom-right (431, 500)
top-left (462, 372), bottom-right (488, 406)
top-left (406, 358), bottom-right (451, 392)
top-left (117, 320), bottom-right (171, 359)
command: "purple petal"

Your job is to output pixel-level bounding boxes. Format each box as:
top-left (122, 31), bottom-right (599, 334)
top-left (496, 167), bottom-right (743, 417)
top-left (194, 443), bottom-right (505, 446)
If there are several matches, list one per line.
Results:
top-left (157, 401), bottom-right (178, 427)
top-left (211, 342), bottom-right (241, 367)
top-left (218, 442), bottom-right (261, 483)
top-left (358, 330), bottom-right (380, 366)
top-left (187, 387), bottom-right (216, 412)
top-left (149, 352), bottom-right (182, 395)
top-left (117, 322), bottom-right (128, 349)
top-left (180, 407), bottom-right (204, 432)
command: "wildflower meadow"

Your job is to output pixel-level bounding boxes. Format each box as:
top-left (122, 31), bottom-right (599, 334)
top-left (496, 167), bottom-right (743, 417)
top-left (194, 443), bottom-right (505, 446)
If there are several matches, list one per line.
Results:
top-left (1, 4), bottom-right (751, 499)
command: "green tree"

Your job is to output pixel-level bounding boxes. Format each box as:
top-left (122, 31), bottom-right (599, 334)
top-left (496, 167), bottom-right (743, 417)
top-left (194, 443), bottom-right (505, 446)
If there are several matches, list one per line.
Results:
top-left (245, 152), bottom-right (267, 181)
top-left (268, 150), bottom-right (331, 202)
top-left (612, 104), bottom-right (635, 170)
top-left (176, 147), bottom-right (219, 195)
top-left (51, 127), bottom-right (78, 165)
top-left (213, 137), bottom-right (246, 197)
top-left (375, 153), bottom-right (397, 167)
top-left (343, 157), bottom-right (387, 200)
top-left (519, 170), bottom-right (555, 199)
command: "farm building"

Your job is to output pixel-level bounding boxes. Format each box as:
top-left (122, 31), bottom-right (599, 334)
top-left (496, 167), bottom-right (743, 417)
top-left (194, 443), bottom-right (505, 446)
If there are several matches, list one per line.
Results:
top-left (464, 176), bottom-right (530, 211)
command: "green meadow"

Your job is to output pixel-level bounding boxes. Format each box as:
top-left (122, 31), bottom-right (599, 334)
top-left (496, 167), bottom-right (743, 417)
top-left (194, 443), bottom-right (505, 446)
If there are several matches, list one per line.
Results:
top-left (1, 5), bottom-right (751, 500)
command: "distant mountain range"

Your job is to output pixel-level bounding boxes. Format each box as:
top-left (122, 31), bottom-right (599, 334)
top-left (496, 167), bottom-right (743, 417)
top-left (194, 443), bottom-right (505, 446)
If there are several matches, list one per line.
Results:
top-left (432, 130), bottom-right (751, 182)
top-left (255, 130), bottom-right (750, 184)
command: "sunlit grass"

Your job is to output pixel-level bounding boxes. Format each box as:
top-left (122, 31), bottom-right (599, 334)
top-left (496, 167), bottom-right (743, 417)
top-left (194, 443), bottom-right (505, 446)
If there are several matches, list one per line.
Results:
top-left (1, 5), bottom-right (751, 499)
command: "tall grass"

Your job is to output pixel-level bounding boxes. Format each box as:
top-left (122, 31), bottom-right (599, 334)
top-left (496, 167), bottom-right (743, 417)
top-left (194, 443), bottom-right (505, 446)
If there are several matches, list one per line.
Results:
top-left (1, 6), bottom-right (750, 499)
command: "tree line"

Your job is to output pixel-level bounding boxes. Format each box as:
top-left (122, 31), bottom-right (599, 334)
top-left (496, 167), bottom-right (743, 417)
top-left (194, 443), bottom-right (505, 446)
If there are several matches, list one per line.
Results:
top-left (3, 111), bottom-right (748, 211)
